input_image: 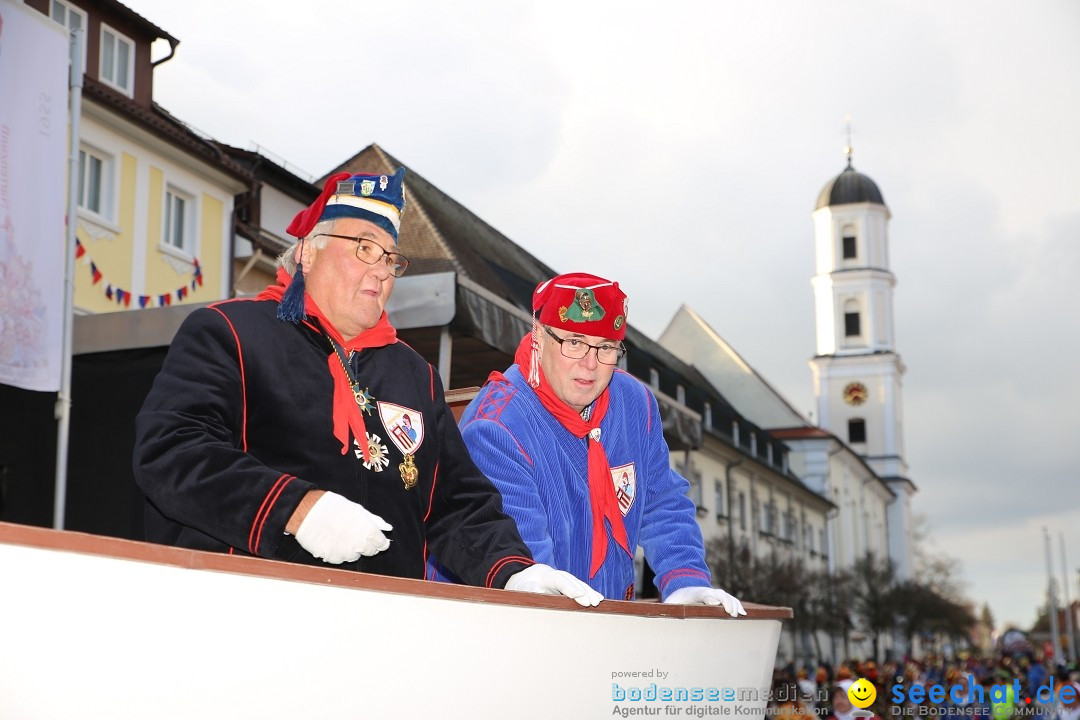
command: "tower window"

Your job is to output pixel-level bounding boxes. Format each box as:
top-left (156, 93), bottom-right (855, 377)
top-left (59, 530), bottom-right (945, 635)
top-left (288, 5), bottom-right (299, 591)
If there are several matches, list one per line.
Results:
top-left (842, 235), bottom-right (857, 259)
top-left (848, 418), bottom-right (867, 444)
top-left (844, 311), bottom-right (861, 337)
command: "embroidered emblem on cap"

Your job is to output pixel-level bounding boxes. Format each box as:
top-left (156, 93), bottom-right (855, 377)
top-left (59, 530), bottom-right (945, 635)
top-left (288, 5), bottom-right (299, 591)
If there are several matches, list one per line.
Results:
top-left (377, 401), bottom-right (424, 456)
top-left (379, 175), bottom-right (388, 191)
top-left (613, 315), bottom-right (625, 330)
top-left (610, 462), bottom-right (636, 516)
top-left (360, 179), bottom-right (376, 196)
top-left (356, 432), bottom-right (390, 471)
top-left (558, 288), bottom-right (606, 323)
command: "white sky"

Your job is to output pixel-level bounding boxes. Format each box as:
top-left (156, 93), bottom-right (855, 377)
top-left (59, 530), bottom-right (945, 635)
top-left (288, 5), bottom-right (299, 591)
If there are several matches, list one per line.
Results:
top-left (121, 0), bottom-right (1080, 635)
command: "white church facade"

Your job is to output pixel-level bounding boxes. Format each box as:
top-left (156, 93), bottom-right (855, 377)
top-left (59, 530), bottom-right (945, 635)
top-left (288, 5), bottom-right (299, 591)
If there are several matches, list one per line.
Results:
top-left (660, 153), bottom-right (916, 664)
top-left (808, 154), bottom-right (916, 582)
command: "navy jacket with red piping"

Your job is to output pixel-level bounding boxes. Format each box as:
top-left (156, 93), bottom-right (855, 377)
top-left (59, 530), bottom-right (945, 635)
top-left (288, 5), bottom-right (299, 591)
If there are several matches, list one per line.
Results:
top-left (133, 297), bottom-right (534, 588)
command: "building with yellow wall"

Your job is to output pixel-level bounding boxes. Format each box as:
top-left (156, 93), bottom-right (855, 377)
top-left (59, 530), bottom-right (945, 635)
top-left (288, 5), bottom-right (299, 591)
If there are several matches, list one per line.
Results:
top-left (24, 0), bottom-right (251, 314)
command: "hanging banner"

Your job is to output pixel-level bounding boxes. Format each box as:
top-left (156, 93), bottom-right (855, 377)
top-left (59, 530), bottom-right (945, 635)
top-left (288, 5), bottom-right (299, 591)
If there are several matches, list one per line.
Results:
top-left (0, 0), bottom-right (69, 391)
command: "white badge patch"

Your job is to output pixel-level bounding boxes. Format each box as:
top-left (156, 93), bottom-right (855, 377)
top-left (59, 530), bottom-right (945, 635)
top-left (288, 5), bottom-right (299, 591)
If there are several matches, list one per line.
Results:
top-left (377, 401), bottom-right (425, 456)
top-left (355, 432), bottom-right (391, 472)
top-left (610, 462), bottom-right (636, 516)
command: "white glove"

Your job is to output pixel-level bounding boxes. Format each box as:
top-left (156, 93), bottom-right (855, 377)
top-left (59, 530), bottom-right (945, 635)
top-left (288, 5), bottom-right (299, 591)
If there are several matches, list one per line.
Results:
top-left (664, 586), bottom-right (747, 617)
top-left (505, 564), bottom-right (604, 607)
top-left (294, 491), bottom-right (392, 564)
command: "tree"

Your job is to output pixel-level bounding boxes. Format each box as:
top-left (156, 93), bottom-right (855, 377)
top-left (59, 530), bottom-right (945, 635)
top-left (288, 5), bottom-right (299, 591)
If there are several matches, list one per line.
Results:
top-left (802, 567), bottom-right (854, 662)
top-left (911, 513), bottom-right (967, 602)
top-left (705, 536), bottom-right (755, 598)
top-left (891, 579), bottom-right (976, 653)
top-left (980, 604), bottom-right (995, 635)
top-left (850, 553), bottom-right (896, 661)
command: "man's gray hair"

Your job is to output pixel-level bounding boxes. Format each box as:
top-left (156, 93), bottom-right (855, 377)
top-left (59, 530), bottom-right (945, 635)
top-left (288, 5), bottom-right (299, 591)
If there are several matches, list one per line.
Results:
top-left (276, 219), bottom-right (336, 275)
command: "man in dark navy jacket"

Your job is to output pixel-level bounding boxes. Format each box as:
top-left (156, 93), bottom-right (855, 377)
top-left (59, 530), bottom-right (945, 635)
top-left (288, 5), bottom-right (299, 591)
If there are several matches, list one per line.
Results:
top-left (133, 168), bottom-right (601, 605)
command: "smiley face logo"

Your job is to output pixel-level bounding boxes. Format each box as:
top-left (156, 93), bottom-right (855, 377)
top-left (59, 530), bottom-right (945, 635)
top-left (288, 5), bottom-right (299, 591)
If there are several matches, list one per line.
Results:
top-left (848, 678), bottom-right (877, 709)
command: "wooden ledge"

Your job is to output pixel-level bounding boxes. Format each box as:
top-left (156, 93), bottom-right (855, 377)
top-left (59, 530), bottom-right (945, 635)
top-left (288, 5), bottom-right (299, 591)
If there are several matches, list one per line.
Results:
top-left (0, 521), bottom-right (792, 620)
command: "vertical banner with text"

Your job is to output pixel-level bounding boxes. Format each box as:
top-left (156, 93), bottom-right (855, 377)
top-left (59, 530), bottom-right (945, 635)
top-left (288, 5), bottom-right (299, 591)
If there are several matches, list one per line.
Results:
top-left (0, 0), bottom-right (69, 391)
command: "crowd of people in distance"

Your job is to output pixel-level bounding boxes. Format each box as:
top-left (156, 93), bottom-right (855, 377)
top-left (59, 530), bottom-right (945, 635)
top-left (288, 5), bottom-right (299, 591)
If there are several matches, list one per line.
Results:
top-left (769, 654), bottom-right (1080, 720)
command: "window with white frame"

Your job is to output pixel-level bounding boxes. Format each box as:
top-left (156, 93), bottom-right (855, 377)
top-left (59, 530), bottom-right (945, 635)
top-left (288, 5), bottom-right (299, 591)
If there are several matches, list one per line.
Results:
top-left (714, 478), bottom-right (724, 518)
top-left (100, 24), bottom-right (134, 96)
top-left (77, 145), bottom-right (113, 220)
top-left (164, 186), bottom-right (196, 255)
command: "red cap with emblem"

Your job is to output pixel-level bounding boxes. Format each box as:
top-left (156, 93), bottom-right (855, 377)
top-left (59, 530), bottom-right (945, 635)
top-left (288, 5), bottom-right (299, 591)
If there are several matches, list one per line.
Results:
top-left (532, 272), bottom-right (628, 340)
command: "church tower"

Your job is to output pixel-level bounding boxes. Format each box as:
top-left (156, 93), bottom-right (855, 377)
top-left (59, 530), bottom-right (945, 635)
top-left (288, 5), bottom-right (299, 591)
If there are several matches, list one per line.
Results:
top-left (809, 147), bottom-right (915, 579)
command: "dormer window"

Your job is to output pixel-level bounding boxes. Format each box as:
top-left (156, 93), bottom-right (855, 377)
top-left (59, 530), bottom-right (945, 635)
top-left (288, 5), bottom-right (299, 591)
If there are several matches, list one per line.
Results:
top-left (100, 24), bottom-right (135, 96)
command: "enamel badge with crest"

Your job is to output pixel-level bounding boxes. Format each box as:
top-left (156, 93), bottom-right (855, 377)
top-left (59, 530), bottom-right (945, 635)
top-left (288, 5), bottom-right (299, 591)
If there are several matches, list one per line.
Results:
top-left (610, 462), bottom-right (636, 516)
top-left (377, 401), bottom-right (424, 456)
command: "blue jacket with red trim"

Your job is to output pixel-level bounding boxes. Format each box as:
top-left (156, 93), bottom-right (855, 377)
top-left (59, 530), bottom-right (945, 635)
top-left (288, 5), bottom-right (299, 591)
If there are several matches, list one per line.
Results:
top-left (133, 298), bottom-right (533, 588)
top-left (451, 365), bottom-right (712, 600)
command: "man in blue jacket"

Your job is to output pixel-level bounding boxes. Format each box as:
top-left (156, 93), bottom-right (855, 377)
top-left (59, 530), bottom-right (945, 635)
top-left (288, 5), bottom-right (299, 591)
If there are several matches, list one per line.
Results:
top-left (452, 272), bottom-right (746, 613)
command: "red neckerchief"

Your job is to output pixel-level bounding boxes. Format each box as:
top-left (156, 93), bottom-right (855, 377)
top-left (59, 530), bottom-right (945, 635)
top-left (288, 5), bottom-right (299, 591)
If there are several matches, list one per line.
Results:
top-left (258, 268), bottom-right (397, 459)
top-left (488, 333), bottom-right (631, 578)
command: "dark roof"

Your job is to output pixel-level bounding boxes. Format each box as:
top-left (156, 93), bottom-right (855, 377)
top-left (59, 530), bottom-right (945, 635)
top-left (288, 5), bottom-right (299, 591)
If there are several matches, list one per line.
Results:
top-left (323, 144), bottom-right (557, 308)
top-left (815, 160), bottom-right (886, 210)
top-left (82, 78), bottom-right (252, 184)
top-left (106, 0), bottom-right (178, 46)
top-left (322, 143), bottom-right (809, 479)
top-left (214, 143), bottom-right (318, 203)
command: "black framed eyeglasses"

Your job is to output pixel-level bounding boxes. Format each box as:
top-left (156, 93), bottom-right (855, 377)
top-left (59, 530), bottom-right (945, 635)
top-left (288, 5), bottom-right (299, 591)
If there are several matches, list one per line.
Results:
top-left (315, 233), bottom-right (410, 277)
top-left (543, 326), bottom-right (626, 365)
